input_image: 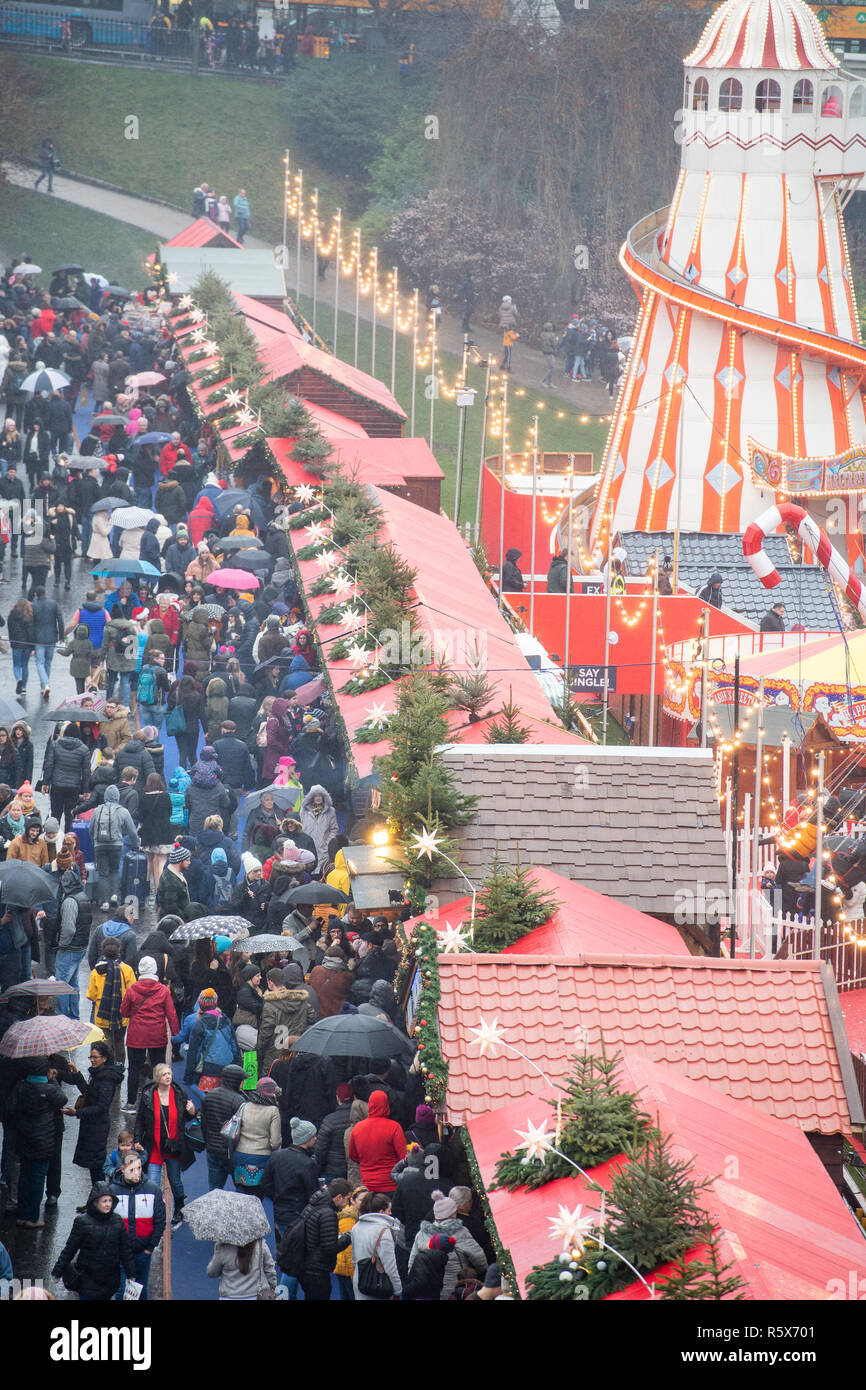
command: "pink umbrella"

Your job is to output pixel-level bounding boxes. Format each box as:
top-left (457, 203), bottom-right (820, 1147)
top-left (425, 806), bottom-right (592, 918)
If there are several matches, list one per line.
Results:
top-left (208, 568), bottom-right (261, 591)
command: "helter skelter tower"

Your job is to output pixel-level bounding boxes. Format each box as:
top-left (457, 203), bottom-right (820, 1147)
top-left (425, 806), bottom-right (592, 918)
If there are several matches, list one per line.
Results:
top-left (586, 0), bottom-right (866, 563)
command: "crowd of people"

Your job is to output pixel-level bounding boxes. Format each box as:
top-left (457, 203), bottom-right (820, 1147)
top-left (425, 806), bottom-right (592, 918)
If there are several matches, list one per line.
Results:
top-left (0, 256), bottom-right (508, 1301)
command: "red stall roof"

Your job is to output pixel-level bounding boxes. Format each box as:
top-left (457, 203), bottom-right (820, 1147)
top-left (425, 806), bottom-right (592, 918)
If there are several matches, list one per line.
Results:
top-left (292, 486), bottom-right (581, 775)
top-left (165, 218), bottom-right (243, 251)
top-left (468, 1055), bottom-right (866, 1300)
top-left (436, 953), bottom-right (864, 1132)
top-left (402, 867), bottom-right (688, 957)
top-left (232, 292), bottom-right (303, 341)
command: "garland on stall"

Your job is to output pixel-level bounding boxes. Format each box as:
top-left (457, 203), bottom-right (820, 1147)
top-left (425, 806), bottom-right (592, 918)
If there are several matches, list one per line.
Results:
top-left (461, 1125), bottom-right (521, 1298)
top-left (398, 920), bottom-right (449, 1109)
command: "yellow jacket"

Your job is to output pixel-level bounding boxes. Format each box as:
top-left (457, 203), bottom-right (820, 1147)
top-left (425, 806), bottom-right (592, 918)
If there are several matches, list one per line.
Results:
top-left (334, 1208), bottom-right (358, 1278)
top-left (86, 961), bottom-right (136, 1028)
top-left (326, 849), bottom-right (350, 898)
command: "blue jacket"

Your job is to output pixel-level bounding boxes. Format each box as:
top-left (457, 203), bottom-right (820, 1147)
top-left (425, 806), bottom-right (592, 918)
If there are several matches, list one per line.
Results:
top-left (184, 1010), bottom-right (241, 1082)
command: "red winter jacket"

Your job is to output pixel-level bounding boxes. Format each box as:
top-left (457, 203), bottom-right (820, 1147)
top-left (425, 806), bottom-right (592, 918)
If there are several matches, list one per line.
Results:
top-left (120, 977), bottom-right (179, 1048)
top-left (189, 497), bottom-right (216, 547)
top-left (149, 602), bottom-right (181, 646)
top-left (158, 441), bottom-right (190, 476)
top-left (347, 1090), bottom-right (406, 1193)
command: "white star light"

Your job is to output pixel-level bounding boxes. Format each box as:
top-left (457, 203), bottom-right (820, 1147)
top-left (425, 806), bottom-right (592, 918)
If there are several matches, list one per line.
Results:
top-left (515, 1117), bottom-right (555, 1164)
top-left (236, 407), bottom-right (257, 430)
top-left (317, 549), bottom-right (338, 571)
top-left (295, 484), bottom-right (316, 505)
top-left (203, 339), bottom-right (219, 357)
top-left (469, 1016), bottom-right (508, 1057)
top-left (190, 307), bottom-right (205, 323)
top-left (178, 295), bottom-right (194, 310)
top-left (346, 641), bottom-right (371, 667)
top-left (225, 388), bottom-right (244, 410)
top-left (365, 701), bottom-right (390, 728)
top-left (436, 922), bottom-right (470, 955)
top-left (340, 605), bottom-right (363, 629)
top-left (166, 272), bottom-right (179, 286)
top-left (190, 326), bottom-right (206, 344)
top-left (305, 521), bottom-right (329, 545)
top-left (548, 1204), bottom-right (596, 1254)
top-left (331, 571), bottom-right (355, 597)
top-left (411, 827), bottom-right (442, 861)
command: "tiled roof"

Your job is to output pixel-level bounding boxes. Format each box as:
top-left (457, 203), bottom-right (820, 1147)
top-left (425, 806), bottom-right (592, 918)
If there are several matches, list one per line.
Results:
top-left (620, 530), bottom-right (842, 630)
top-left (436, 746), bottom-right (727, 917)
top-left (165, 217), bottom-right (242, 250)
top-left (468, 1054), bottom-right (866, 1300)
top-left (403, 867), bottom-right (688, 956)
top-left (437, 954), bottom-right (864, 1133)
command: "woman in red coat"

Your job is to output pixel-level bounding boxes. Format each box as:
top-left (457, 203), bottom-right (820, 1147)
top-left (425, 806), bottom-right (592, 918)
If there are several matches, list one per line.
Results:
top-left (120, 955), bottom-right (179, 1111)
top-left (189, 495), bottom-right (216, 547)
top-left (347, 1091), bottom-right (406, 1194)
top-left (133, 1062), bottom-right (196, 1228)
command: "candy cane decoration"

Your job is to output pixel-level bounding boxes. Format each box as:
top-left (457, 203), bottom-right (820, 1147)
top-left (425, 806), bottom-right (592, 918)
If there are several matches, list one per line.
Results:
top-left (743, 502), bottom-right (866, 619)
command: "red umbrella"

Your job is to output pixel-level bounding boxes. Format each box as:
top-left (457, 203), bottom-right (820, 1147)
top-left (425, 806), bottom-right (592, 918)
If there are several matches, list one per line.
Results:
top-left (208, 568), bottom-right (261, 591)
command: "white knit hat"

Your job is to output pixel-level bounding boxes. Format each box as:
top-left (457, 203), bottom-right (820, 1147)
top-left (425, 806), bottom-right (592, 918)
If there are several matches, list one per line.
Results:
top-left (242, 852), bottom-right (261, 876)
top-left (138, 956), bottom-right (158, 980)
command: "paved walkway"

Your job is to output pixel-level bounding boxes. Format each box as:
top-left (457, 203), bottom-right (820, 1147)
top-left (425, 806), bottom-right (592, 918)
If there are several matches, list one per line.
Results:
top-left (5, 160), bottom-right (615, 409)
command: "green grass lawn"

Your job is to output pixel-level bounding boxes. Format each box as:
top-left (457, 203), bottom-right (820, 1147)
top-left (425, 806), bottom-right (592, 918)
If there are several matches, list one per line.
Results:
top-left (0, 183), bottom-right (158, 287)
top-left (10, 56), bottom-right (355, 246)
top-left (297, 290), bottom-right (608, 523)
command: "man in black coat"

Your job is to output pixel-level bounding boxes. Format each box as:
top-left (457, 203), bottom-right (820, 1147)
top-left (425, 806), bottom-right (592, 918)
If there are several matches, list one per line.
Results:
top-left (114, 731), bottom-right (156, 783)
top-left (213, 721), bottom-right (256, 790)
top-left (760, 602), bottom-right (786, 633)
top-left (313, 1085), bottom-right (354, 1181)
top-left (296, 1180), bottom-right (351, 1301)
top-left (10, 1057), bottom-right (66, 1226)
top-left (391, 1146), bottom-right (442, 1247)
top-left (0, 466), bottom-right (26, 558)
top-left (260, 1116), bottom-right (318, 1240)
top-left (40, 726), bottom-right (90, 831)
top-left (32, 585), bottom-right (64, 699)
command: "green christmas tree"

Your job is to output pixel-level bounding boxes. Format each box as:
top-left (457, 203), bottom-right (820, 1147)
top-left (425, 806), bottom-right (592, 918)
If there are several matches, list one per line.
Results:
top-left (451, 651), bottom-right (496, 723)
top-left (472, 851), bottom-right (559, 953)
top-left (492, 1043), bottom-right (649, 1191)
top-left (485, 688), bottom-right (532, 744)
top-left (589, 1129), bottom-right (711, 1296)
top-left (657, 1220), bottom-right (747, 1301)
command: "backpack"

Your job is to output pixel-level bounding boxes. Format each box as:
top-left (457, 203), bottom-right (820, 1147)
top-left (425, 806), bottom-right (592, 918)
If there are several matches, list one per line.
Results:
top-left (195, 1016), bottom-right (235, 1071)
top-left (137, 666), bottom-right (159, 706)
top-left (277, 1214), bottom-right (307, 1278)
top-left (212, 871), bottom-right (235, 908)
top-left (93, 803), bottom-right (118, 845)
top-left (256, 720), bottom-right (268, 749)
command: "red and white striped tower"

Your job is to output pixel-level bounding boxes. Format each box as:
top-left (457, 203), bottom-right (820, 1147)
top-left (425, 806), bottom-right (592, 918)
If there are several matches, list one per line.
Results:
top-left (586, 0), bottom-right (866, 563)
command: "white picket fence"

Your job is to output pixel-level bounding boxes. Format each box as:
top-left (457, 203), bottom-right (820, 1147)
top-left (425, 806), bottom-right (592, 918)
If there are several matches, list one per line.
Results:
top-left (720, 816), bottom-right (866, 989)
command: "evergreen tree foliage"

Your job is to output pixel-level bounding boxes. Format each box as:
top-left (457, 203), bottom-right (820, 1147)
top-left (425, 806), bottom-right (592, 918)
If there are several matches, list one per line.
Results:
top-left (657, 1220), bottom-right (746, 1301)
top-left (491, 1045), bottom-right (649, 1191)
top-left (472, 852), bottom-right (558, 953)
top-left (485, 690), bottom-right (532, 744)
top-left (376, 674), bottom-right (476, 850)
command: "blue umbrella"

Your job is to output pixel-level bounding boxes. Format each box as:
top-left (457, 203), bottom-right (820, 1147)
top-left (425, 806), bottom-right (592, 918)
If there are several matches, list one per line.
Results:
top-left (91, 558), bottom-right (161, 577)
top-left (137, 432), bottom-right (173, 446)
top-left (211, 488), bottom-right (252, 517)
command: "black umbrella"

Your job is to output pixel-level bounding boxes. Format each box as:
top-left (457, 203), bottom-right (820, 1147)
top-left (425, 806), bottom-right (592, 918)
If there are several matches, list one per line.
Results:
top-left (53, 263), bottom-right (84, 274)
top-left (0, 862), bottom-right (59, 909)
top-left (105, 285), bottom-right (130, 299)
top-left (53, 296), bottom-right (87, 311)
top-left (45, 705), bottom-right (108, 723)
top-left (284, 882), bottom-right (350, 906)
top-left (0, 979), bottom-right (77, 1001)
top-left (211, 489), bottom-right (252, 517)
top-left (64, 456), bottom-right (106, 470)
top-left (291, 1014), bottom-right (414, 1061)
top-left (91, 496), bottom-right (129, 514)
top-left (215, 536), bottom-right (264, 553)
top-left (230, 550), bottom-right (272, 573)
top-left (0, 695), bottom-right (28, 725)
top-left (157, 571), bottom-right (183, 594)
top-left (91, 415), bottom-right (129, 428)
top-left (253, 652), bottom-right (295, 676)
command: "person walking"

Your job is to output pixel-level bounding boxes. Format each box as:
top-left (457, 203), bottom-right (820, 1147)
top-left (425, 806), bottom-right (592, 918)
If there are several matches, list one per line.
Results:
top-left (260, 1116), bottom-right (318, 1243)
top-left (86, 938), bottom-right (135, 1065)
top-left (138, 772), bottom-right (174, 901)
top-left (7, 597), bottom-right (35, 695)
top-left (40, 723), bottom-right (90, 830)
top-left (101, 612), bottom-right (138, 705)
top-left (199, 1063), bottom-right (247, 1191)
top-left (183, 988), bottom-right (242, 1094)
top-left (257, 967), bottom-right (317, 1074)
top-left (31, 585), bottom-right (64, 700)
top-left (65, 1041), bottom-right (124, 1189)
top-left (497, 296), bottom-right (518, 372)
top-left (231, 1076), bottom-right (282, 1192)
top-left (291, 1178), bottom-right (352, 1302)
top-left (22, 521), bottom-right (55, 600)
top-left (407, 1189), bottom-right (487, 1299)
top-left (207, 1235), bottom-right (277, 1300)
top-left (347, 1091), bottom-right (406, 1194)
top-left (109, 1149), bottom-right (166, 1300)
top-left (52, 1181), bottom-right (135, 1301)
top-left (54, 863), bottom-right (93, 1020)
top-left (540, 322), bottom-right (559, 388)
top-left (350, 1190), bottom-right (403, 1301)
top-left (136, 650), bottom-right (170, 732)
top-left (34, 138), bottom-right (58, 193)
top-left (133, 1062), bottom-right (196, 1231)
top-left (90, 785), bottom-right (140, 911)
top-left (121, 955), bottom-right (179, 1113)
top-left (9, 1058), bottom-right (66, 1228)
